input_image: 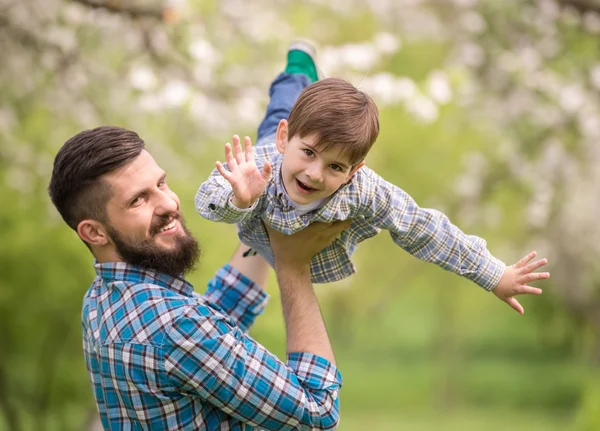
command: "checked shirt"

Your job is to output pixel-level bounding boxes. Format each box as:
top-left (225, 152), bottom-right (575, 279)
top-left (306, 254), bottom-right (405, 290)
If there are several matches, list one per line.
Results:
top-left (195, 138), bottom-right (506, 288)
top-left (83, 262), bottom-right (342, 430)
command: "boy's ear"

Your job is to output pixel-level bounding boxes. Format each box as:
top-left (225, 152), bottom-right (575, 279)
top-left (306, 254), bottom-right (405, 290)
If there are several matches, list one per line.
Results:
top-left (77, 219), bottom-right (110, 247)
top-left (275, 119), bottom-right (288, 154)
top-left (348, 161), bottom-right (365, 178)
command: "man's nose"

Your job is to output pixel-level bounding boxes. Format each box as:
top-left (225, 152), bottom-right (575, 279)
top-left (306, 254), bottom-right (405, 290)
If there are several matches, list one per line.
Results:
top-left (156, 190), bottom-right (178, 214)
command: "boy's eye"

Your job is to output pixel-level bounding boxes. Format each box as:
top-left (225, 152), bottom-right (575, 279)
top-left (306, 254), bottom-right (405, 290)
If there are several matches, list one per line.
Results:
top-left (303, 149), bottom-right (314, 156)
top-left (330, 164), bottom-right (342, 172)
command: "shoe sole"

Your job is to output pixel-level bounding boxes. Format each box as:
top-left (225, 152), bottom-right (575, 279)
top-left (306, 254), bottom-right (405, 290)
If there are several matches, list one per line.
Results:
top-left (287, 39), bottom-right (324, 80)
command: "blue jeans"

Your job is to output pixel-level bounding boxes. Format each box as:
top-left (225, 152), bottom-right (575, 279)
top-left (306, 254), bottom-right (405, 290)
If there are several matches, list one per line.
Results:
top-left (256, 73), bottom-right (312, 146)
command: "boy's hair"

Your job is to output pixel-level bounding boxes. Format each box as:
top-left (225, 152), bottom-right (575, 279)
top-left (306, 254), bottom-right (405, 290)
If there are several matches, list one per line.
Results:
top-left (48, 126), bottom-right (145, 231)
top-left (287, 77), bottom-right (379, 166)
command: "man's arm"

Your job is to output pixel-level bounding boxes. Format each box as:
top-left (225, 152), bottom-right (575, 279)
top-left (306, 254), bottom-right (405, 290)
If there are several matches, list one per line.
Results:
top-left (202, 243), bottom-right (271, 333)
top-left (266, 222), bottom-right (351, 365)
top-left (164, 222), bottom-right (350, 430)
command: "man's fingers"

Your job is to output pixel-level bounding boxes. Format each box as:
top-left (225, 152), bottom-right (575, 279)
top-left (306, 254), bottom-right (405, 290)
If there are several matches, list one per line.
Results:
top-left (305, 220), bottom-right (351, 238)
top-left (244, 136), bottom-right (254, 162)
top-left (215, 161), bottom-right (231, 180)
top-left (515, 251), bottom-right (537, 268)
top-left (262, 161), bottom-right (272, 181)
top-left (329, 220), bottom-right (352, 234)
top-left (232, 135), bottom-right (244, 165)
top-left (506, 297), bottom-right (524, 315)
top-left (313, 221), bottom-right (351, 246)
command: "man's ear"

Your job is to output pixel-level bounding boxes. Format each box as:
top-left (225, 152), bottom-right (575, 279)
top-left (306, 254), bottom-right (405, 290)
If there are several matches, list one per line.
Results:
top-left (77, 219), bottom-right (110, 247)
top-left (275, 119), bottom-right (288, 154)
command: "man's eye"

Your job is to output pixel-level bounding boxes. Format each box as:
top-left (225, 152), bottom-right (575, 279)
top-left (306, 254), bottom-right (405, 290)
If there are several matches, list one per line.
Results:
top-left (131, 196), bottom-right (143, 206)
top-left (303, 149), bottom-right (314, 156)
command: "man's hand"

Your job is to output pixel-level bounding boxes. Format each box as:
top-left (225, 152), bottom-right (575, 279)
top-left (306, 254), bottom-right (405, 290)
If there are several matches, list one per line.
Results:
top-left (493, 251), bottom-right (550, 314)
top-left (216, 135), bottom-right (272, 209)
top-left (266, 220), bottom-right (352, 271)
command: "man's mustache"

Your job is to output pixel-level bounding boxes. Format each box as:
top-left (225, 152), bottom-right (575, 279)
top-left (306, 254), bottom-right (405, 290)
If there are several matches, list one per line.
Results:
top-left (149, 212), bottom-right (180, 236)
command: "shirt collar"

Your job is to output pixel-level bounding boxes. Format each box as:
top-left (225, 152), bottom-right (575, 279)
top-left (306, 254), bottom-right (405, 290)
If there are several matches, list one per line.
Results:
top-left (269, 156), bottom-right (297, 209)
top-left (271, 155), bottom-right (286, 198)
top-left (94, 261), bottom-right (195, 297)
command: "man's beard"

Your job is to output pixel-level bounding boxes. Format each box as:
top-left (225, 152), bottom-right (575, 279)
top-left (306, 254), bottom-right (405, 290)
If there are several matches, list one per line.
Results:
top-left (106, 213), bottom-right (201, 277)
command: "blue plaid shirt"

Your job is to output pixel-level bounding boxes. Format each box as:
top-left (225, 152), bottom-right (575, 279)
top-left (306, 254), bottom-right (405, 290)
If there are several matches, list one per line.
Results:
top-left (196, 138), bottom-right (505, 288)
top-left (83, 262), bottom-right (342, 430)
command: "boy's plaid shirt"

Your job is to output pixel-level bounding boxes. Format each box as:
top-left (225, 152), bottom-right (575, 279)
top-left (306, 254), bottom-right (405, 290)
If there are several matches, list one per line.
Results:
top-left (195, 139), bottom-right (505, 289)
top-left (83, 262), bottom-right (342, 430)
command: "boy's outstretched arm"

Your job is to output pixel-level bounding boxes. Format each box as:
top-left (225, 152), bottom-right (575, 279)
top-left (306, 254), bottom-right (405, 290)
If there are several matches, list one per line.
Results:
top-left (492, 251), bottom-right (549, 314)
top-left (195, 135), bottom-right (271, 224)
top-left (359, 168), bottom-right (549, 314)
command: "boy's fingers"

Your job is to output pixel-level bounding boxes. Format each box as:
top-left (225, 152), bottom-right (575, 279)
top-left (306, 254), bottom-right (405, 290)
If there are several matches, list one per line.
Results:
top-left (224, 143), bottom-right (237, 169)
top-left (215, 161), bottom-right (230, 179)
top-left (515, 251), bottom-right (537, 268)
top-left (516, 285), bottom-right (543, 295)
top-left (233, 135), bottom-right (244, 165)
top-left (262, 161), bottom-right (272, 181)
top-left (506, 297), bottom-right (524, 315)
top-left (244, 136), bottom-right (254, 162)
top-left (520, 272), bottom-right (550, 284)
top-left (521, 258), bottom-right (548, 274)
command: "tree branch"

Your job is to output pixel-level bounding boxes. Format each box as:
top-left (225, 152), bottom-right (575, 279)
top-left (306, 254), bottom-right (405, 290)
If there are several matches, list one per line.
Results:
top-left (0, 14), bottom-right (50, 53)
top-left (557, 0), bottom-right (600, 15)
top-left (71, 0), bottom-right (165, 20)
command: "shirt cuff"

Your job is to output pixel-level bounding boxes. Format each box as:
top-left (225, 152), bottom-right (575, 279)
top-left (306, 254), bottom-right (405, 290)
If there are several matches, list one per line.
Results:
top-left (227, 196), bottom-right (258, 212)
top-left (471, 255), bottom-right (506, 291)
top-left (202, 194), bottom-right (251, 224)
top-left (286, 352), bottom-right (343, 393)
top-left (205, 264), bottom-right (269, 330)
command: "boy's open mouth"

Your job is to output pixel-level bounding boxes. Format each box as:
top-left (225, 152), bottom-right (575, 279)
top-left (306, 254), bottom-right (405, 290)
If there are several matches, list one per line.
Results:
top-left (295, 178), bottom-right (317, 193)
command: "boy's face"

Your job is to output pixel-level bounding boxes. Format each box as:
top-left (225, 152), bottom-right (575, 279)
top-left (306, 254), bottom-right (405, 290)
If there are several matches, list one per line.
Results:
top-left (276, 123), bottom-right (364, 205)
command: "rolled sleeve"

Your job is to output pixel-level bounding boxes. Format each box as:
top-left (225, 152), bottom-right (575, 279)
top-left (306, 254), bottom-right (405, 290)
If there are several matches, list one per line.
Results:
top-left (203, 264), bottom-right (269, 332)
top-left (286, 353), bottom-right (342, 390)
top-left (164, 307), bottom-right (342, 430)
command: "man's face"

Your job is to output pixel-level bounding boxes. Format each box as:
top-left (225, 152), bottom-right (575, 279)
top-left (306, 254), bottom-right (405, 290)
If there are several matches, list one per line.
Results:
top-left (101, 150), bottom-right (200, 276)
top-left (280, 133), bottom-right (362, 205)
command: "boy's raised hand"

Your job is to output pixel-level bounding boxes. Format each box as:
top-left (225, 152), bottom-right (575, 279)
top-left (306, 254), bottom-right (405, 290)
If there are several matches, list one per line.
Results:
top-left (493, 251), bottom-right (550, 314)
top-left (216, 135), bottom-right (272, 209)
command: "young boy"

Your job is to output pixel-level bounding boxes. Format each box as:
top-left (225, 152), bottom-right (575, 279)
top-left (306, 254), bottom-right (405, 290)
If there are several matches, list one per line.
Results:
top-left (196, 41), bottom-right (549, 314)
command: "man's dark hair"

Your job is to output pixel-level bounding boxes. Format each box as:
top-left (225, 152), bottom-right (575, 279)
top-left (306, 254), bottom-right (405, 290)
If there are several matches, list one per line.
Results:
top-left (49, 126), bottom-right (145, 231)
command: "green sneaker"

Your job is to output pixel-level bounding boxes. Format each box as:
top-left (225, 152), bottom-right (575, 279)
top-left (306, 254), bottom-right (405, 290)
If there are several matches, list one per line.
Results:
top-left (284, 39), bottom-right (322, 83)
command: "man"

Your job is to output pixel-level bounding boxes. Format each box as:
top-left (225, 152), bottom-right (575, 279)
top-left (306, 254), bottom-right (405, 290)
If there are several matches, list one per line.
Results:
top-left (49, 126), bottom-right (348, 430)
